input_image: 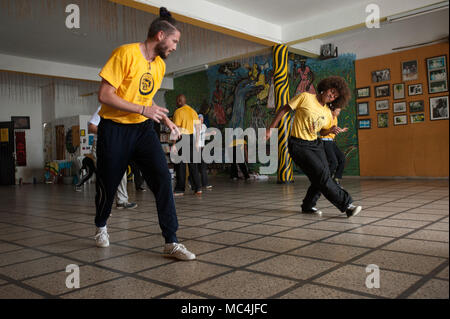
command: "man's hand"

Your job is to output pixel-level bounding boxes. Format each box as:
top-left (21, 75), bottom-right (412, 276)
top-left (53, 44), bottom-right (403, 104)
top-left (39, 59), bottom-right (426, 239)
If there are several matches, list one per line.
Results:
top-left (142, 105), bottom-right (169, 123)
top-left (163, 116), bottom-right (181, 141)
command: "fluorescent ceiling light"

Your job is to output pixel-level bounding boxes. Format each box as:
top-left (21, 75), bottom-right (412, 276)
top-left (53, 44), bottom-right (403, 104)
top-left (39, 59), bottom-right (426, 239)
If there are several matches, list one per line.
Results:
top-left (172, 64), bottom-right (209, 77)
top-left (387, 1), bottom-right (449, 22)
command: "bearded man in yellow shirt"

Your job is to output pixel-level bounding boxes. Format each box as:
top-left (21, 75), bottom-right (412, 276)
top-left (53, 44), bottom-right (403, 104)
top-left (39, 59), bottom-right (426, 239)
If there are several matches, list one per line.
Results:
top-left (94, 7), bottom-right (195, 261)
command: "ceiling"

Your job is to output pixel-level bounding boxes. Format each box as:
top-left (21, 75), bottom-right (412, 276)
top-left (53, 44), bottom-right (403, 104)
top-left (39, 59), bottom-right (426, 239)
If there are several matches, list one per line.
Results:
top-left (0, 0), bottom-right (448, 82)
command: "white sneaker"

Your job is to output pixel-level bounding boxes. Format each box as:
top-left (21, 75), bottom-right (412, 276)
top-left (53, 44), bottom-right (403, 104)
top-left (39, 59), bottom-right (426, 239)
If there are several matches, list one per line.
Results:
top-left (346, 204), bottom-right (362, 218)
top-left (94, 226), bottom-right (109, 248)
top-left (163, 243), bottom-right (196, 261)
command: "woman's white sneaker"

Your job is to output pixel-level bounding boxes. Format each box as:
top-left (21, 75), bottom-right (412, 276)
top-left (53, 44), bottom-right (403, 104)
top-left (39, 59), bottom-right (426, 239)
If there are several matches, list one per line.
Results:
top-left (346, 204), bottom-right (362, 218)
top-left (94, 227), bottom-right (110, 248)
top-left (164, 243), bottom-right (196, 261)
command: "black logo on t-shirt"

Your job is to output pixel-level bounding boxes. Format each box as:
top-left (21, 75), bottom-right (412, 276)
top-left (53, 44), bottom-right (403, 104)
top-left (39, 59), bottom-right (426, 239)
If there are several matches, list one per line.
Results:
top-left (139, 73), bottom-right (154, 96)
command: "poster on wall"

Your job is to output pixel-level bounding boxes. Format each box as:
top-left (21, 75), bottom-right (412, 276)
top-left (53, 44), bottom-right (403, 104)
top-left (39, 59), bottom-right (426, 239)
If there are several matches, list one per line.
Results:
top-left (430, 96), bottom-right (449, 120)
top-left (426, 55), bottom-right (448, 94)
top-left (401, 60), bottom-right (418, 81)
top-left (15, 131), bottom-right (27, 166)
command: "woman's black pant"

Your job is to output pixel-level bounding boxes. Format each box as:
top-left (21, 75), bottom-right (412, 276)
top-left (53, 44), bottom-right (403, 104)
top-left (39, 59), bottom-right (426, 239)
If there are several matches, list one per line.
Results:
top-left (288, 137), bottom-right (352, 212)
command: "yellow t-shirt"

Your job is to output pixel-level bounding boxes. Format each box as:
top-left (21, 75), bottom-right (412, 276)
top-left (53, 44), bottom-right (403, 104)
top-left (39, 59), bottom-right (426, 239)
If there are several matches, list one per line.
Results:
top-left (98, 43), bottom-right (166, 124)
top-left (173, 105), bottom-right (199, 135)
top-left (288, 92), bottom-right (333, 141)
top-left (228, 139), bottom-right (247, 147)
top-left (321, 116), bottom-right (338, 140)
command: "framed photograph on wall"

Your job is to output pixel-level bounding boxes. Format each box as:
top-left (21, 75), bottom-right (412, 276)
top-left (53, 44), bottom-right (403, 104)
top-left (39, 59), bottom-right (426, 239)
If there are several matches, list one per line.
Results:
top-left (426, 55), bottom-right (448, 94)
top-left (375, 100), bottom-right (389, 111)
top-left (429, 96), bottom-right (449, 120)
top-left (409, 100), bottom-right (424, 113)
top-left (393, 83), bottom-right (405, 100)
top-left (410, 113), bottom-right (425, 124)
top-left (357, 102), bottom-right (369, 116)
top-left (358, 119), bottom-right (371, 129)
top-left (393, 102), bottom-right (407, 113)
top-left (394, 115), bottom-right (408, 126)
top-left (408, 84), bottom-right (423, 96)
top-left (372, 69), bottom-right (390, 82)
top-left (377, 113), bottom-right (388, 128)
top-left (356, 87), bottom-right (370, 98)
top-left (401, 60), bottom-right (418, 81)
top-left (11, 116), bottom-right (30, 130)
top-left (375, 84), bottom-right (390, 97)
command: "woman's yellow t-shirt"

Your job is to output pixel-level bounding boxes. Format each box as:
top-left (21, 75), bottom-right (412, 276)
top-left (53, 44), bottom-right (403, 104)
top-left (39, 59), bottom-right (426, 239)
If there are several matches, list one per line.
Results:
top-left (288, 92), bottom-right (333, 141)
top-left (98, 43), bottom-right (166, 124)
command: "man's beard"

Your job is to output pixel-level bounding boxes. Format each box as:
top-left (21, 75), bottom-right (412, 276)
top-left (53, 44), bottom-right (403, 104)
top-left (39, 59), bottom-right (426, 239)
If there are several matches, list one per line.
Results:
top-left (155, 41), bottom-right (169, 59)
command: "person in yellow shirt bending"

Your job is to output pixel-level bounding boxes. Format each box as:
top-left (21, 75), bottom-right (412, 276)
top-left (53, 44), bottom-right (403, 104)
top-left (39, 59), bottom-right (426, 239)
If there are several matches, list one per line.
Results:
top-left (171, 94), bottom-right (202, 196)
top-left (94, 7), bottom-right (195, 261)
top-left (266, 76), bottom-right (362, 218)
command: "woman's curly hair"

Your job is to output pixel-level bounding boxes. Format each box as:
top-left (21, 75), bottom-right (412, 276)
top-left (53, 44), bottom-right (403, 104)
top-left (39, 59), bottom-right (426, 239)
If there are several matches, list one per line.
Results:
top-left (316, 76), bottom-right (351, 109)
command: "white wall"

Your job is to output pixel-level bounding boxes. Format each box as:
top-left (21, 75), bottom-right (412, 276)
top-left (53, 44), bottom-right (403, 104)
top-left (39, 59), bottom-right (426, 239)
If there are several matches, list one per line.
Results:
top-left (0, 95), bottom-right (44, 183)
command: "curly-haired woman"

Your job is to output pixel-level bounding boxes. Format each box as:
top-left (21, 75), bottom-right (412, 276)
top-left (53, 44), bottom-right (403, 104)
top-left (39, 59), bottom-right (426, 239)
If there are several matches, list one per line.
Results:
top-left (266, 76), bottom-right (362, 217)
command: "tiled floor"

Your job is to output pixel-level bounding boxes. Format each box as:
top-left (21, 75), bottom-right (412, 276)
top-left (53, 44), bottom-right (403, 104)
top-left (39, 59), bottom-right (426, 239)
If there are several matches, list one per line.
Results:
top-left (0, 177), bottom-right (448, 299)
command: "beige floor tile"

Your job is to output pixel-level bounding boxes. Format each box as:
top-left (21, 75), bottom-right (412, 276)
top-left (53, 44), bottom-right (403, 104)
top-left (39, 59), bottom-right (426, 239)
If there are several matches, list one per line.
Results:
top-left (392, 213), bottom-right (444, 222)
top-left (264, 218), bottom-right (315, 227)
top-left (383, 239), bottom-right (449, 257)
top-left (0, 256), bottom-right (80, 280)
top-left (290, 243), bottom-right (369, 262)
top-left (279, 283), bottom-right (371, 299)
top-left (190, 270), bottom-right (297, 299)
top-left (425, 223), bottom-right (449, 231)
top-left (407, 230), bottom-right (449, 242)
top-left (116, 235), bottom-right (165, 250)
top-left (177, 240), bottom-right (225, 255)
top-left (23, 265), bottom-right (122, 296)
top-left (12, 233), bottom-right (76, 247)
top-left (323, 233), bottom-right (394, 248)
top-left (95, 251), bottom-right (172, 273)
top-left (61, 277), bottom-right (173, 299)
top-left (314, 264), bottom-right (421, 298)
top-left (0, 248), bottom-right (49, 267)
top-left (407, 279), bottom-right (449, 299)
top-left (232, 215), bottom-right (278, 223)
top-left (0, 284), bottom-right (44, 299)
top-left (107, 230), bottom-right (151, 243)
top-left (435, 266), bottom-right (449, 279)
top-left (247, 255), bottom-right (338, 280)
top-left (176, 227), bottom-right (221, 240)
top-left (0, 230), bottom-right (51, 241)
top-left (239, 237), bottom-right (310, 253)
top-left (235, 224), bottom-right (291, 235)
top-left (204, 220), bottom-right (252, 231)
top-left (353, 250), bottom-right (446, 275)
top-left (197, 231), bottom-right (261, 245)
top-left (350, 225), bottom-right (412, 238)
top-left (200, 246), bottom-right (274, 267)
top-left (64, 245), bottom-right (139, 263)
top-left (162, 291), bottom-right (206, 299)
top-left (0, 242), bottom-right (23, 253)
top-left (304, 221), bottom-right (362, 232)
top-left (276, 228), bottom-right (338, 241)
top-left (373, 219), bottom-right (431, 229)
top-left (138, 260), bottom-right (231, 286)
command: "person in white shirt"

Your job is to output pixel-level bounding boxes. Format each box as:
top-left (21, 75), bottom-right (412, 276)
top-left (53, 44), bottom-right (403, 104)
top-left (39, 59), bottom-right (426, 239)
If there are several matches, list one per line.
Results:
top-left (78, 106), bottom-right (137, 210)
top-left (191, 114), bottom-right (215, 189)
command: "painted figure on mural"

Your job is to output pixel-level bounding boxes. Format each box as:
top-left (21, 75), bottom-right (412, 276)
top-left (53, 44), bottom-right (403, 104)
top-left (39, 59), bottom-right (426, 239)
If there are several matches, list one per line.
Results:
top-left (212, 80), bottom-right (227, 125)
top-left (295, 58), bottom-right (316, 96)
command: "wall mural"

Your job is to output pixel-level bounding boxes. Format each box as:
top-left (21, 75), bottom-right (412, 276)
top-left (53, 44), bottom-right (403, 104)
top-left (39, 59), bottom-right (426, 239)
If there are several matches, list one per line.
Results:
top-left (165, 52), bottom-right (359, 176)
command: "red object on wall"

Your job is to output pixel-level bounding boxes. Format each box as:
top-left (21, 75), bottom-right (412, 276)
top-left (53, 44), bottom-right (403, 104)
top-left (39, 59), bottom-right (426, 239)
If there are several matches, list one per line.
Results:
top-left (15, 131), bottom-right (26, 166)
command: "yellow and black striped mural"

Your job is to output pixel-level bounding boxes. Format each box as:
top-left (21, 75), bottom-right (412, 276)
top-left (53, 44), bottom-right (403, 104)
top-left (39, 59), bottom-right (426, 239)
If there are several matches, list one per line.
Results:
top-left (273, 45), bottom-right (294, 183)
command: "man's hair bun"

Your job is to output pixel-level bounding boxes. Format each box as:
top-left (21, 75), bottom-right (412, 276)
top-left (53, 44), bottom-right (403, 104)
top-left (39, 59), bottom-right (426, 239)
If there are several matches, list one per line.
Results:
top-left (160, 7), bottom-right (171, 18)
